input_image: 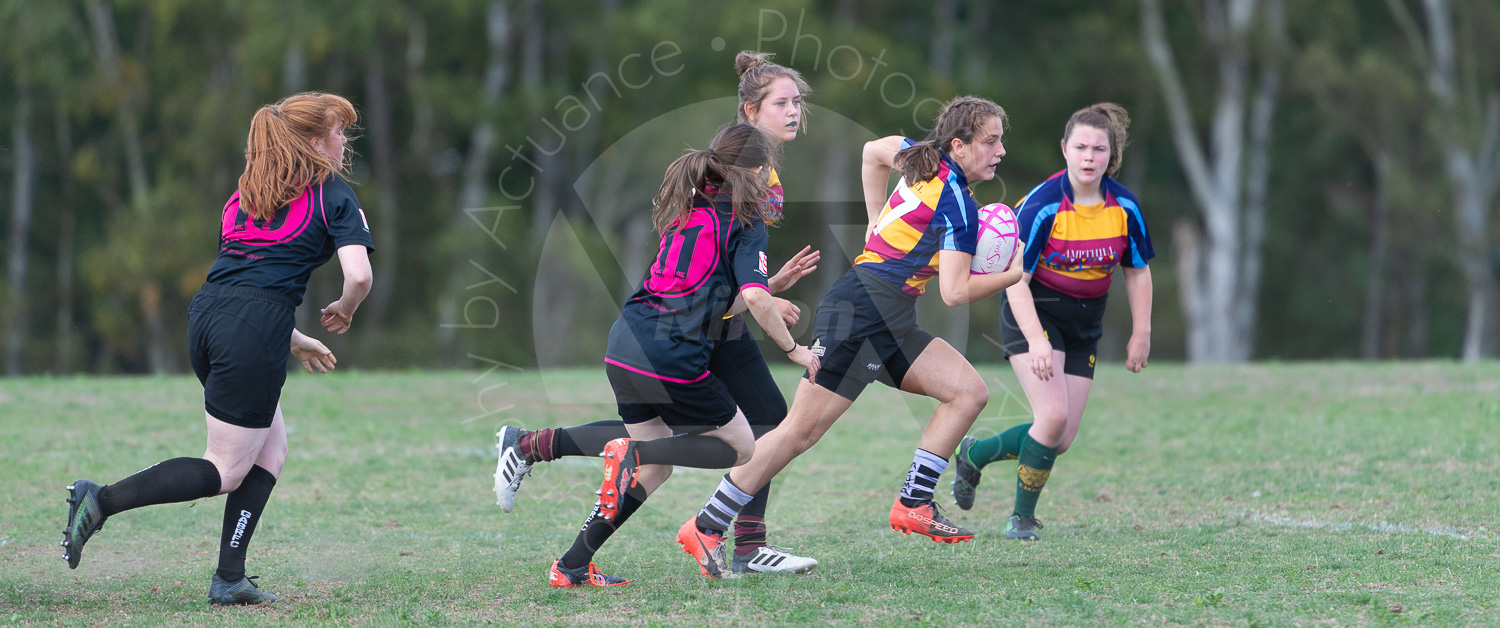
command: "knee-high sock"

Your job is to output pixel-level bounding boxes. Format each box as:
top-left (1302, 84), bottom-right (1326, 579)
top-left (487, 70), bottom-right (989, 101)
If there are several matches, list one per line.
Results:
top-left (552, 420), bottom-right (630, 460)
top-left (559, 491), bottom-right (647, 570)
top-left (97, 457), bottom-right (222, 517)
top-left (696, 475), bottom-right (755, 534)
top-left (634, 435), bottom-right (737, 469)
top-left (216, 465), bottom-right (277, 582)
top-left (733, 483), bottom-right (772, 556)
top-left (967, 422), bottom-right (1032, 469)
top-left (1013, 434), bottom-right (1058, 517)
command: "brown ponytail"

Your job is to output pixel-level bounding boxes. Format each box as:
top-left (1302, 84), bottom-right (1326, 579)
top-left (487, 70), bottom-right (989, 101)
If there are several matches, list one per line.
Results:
top-left (653, 124), bottom-right (776, 234)
top-left (238, 92), bottom-right (359, 222)
top-left (894, 95), bottom-right (1006, 182)
top-left (1063, 102), bottom-right (1131, 176)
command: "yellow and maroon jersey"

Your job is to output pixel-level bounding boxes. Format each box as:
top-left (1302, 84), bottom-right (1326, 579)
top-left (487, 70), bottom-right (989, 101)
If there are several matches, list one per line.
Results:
top-left (1015, 171), bottom-right (1153, 299)
top-left (854, 138), bottom-right (980, 296)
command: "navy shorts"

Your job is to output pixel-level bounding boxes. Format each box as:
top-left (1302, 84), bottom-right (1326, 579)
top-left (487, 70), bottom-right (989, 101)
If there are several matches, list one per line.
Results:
top-left (607, 363), bottom-right (739, 433)
top-left (187, 282), bottom-right (296, 428)
top-left (999, 280), bottom-right (1107, 378)
top-left (806, 266), bottom-right (936, 401)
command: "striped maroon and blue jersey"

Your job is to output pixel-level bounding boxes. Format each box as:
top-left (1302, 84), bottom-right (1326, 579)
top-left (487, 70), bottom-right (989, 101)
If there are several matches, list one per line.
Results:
top-left (854, 138), bottom-right (980, 295)
top-left (1014, 171), bottom-right (1153, 299)
top-left (206, 175), bottom-right (374, 306)
top-left (606, 199), bottom-right (771, 383)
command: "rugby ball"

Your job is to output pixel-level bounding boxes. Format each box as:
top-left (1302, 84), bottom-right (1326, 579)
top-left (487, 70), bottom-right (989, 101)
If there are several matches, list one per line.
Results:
top-left (970, 202), bottom-right (1019, 275)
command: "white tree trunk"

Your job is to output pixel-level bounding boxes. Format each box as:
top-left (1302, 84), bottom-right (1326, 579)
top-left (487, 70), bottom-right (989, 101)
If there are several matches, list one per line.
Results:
top-left (1140, 0), bottom-right (1283, 363)
top-left (5, 86), bottom-right (36, 375)
top-left (1421, 0), bottom-right (1500, 360)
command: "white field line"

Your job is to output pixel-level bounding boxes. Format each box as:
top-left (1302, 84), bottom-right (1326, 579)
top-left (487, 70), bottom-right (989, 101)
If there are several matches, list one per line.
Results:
top-left (1246, 513), bottom-right (1478, 541)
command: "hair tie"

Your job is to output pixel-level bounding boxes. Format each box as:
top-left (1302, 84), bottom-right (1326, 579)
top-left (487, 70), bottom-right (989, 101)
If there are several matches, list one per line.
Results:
top-left (707, 148), bottom-right (717, 160)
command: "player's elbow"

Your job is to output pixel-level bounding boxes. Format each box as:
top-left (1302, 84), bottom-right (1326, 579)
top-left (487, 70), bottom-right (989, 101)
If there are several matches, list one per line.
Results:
top-left (741, 286), bottom-right (772, 307)
top-left (347, 270), bottom-right (373, 290)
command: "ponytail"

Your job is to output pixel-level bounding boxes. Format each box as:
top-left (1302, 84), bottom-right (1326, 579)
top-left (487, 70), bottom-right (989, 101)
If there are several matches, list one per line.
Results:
top-left (238, 92), bottom-right (358, 222)
top-left (895, 96), bottom-right (1005, 182)
top-left (652, 124), bottom-right (777, 234)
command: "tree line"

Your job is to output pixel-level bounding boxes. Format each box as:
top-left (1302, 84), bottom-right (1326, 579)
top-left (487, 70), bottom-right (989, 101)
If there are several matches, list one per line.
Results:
top-left (1, 0), bottom-right (1496, 376)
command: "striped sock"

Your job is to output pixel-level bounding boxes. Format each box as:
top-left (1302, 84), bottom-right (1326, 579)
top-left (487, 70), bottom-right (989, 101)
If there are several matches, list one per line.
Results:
top-left (695, 475), bottom-right (754, 534)
top-left (899, 448), bottom-right (948, 506)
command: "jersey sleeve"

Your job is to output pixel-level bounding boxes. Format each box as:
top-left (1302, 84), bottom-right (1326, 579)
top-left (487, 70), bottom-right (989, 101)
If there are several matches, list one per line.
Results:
top-left (321, 178), bottom-right (375, 252)
top-left (727, 219), bottom-right (771, 293)
top-left (1118, 196), bottom-right (1154, 267)
top-left (1014, 192), bottom-right (1056, 274)
top-left (933, 182), bottom-right (980, 255)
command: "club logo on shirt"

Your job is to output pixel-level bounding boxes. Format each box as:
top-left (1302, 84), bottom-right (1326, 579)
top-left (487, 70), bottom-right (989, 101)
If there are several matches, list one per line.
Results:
top-left (758, 251), bottom-right (768, 276)
top-left (809, 339), bottom-right (825, 357)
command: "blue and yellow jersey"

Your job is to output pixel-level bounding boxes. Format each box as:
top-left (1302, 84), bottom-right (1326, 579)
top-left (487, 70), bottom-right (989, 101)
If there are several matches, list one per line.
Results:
top-left (765, 168), bottom-right (784, 223)
top-left (854, 138), bottom-right (980, 296)
top-left (1015, 171), bottom-right (1153, 299)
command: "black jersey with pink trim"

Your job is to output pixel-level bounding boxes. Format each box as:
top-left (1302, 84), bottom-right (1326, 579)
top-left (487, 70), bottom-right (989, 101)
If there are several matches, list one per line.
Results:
top-left (205, 176), bottom-right (374, 306)
top-left (605, 199), bottom-right (772, 383)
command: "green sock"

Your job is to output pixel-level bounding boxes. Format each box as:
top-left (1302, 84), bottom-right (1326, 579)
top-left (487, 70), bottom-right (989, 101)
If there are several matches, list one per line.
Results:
top-left (966, 423), bottom-right (1032, 469)
top-left (1012, 433), bottom-right (1058, 517)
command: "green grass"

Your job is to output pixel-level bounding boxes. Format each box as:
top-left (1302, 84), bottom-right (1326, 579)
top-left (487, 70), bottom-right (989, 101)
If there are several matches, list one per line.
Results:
top-left (2, 362), bottom-right (1498, 626)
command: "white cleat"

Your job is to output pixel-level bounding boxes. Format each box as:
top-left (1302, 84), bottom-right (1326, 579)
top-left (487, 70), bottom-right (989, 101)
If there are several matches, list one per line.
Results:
top-left (494, 426), bottom-right (533, 513)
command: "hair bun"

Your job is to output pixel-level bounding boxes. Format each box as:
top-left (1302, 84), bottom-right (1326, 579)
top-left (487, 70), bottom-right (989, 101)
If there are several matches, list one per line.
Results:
top-left (735, 51), bottom-right (774, 76)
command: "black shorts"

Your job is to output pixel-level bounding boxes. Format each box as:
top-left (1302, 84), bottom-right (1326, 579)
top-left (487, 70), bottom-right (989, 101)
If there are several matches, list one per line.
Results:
top-left (607, 363), bottom-right (739, 432)
top-left (711, 315), bottom-right (787, 427)
top-left (998, 280), bottom-right (1107, 378)
top-left (187, 282), bottom-right (297, 428)
top-left (805, 266), bottom-right (936, 401)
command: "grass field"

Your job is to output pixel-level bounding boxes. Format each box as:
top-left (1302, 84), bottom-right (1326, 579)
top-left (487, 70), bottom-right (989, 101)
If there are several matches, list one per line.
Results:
top-left (2, 362), bottom-right (1498, 626)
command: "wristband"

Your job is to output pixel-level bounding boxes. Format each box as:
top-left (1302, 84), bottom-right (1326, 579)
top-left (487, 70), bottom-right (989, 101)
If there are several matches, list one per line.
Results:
top-left (782, 343), bottom-right (797, 354)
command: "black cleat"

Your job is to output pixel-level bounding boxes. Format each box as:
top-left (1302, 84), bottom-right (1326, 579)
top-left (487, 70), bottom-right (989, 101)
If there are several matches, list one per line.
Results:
top-left (62, 480), bottom-right (106, 569)
top-left (208, 574), bottom-right (278, 605)
top-left (951, 436), bottom-right (982, 510)
top-left (1005, 514), bottom-right (1044, 540)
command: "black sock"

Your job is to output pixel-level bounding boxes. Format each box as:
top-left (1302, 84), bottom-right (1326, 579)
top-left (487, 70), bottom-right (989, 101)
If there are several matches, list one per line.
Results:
top-left (559, 491), bottom-right (646, 571)
top-left (215, 465), bottom-right (277, 583)
top-left (635, 435), bottom-right (737, 469)
top-left (97, 458), bottom-right (222, 517)
top-left (556, 420), bottom-right (629, 458)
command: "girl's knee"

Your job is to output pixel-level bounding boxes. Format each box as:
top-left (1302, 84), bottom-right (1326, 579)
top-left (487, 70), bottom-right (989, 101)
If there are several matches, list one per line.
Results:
top-left (732, 440), bottom-right (756, 466)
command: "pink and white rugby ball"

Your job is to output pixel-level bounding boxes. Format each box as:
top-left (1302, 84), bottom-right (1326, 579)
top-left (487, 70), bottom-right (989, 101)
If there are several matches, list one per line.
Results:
top-left (970, 202), bottom-right (1019, 275)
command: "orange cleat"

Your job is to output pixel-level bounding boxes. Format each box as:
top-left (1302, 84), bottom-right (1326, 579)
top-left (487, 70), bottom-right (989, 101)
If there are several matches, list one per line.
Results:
top-left (548, 560), bottom-right (631, 588)
top-left (596, 438), bottom-right (640, 522)
top-left (675, 519), bottom-right (731, 579)
top-left (889, 499), bottom-right (975, 543)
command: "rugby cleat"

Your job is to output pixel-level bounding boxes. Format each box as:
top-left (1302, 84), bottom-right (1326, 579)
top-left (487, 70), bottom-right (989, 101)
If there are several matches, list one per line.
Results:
top-left (596, 438), bottom-right (640, 522)
top-left (548, 560), bottom-right (631, 588)
top-left (730, 545), bottom-right (818, 575)
top-left (494, 426), bottom-right (533, 513)
top-left (951, 436), bottom-right (982, 511)
top-left (889, 499), bottom-right (974, 543)
top-left (1005, 514), bottom-right (1044, 540)
top-left (208, 574), bottom-right (278, 605)
top-left (62, 479), bottom-right (107, 569)
top-left (676, 519), bottom-right (731, 579)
